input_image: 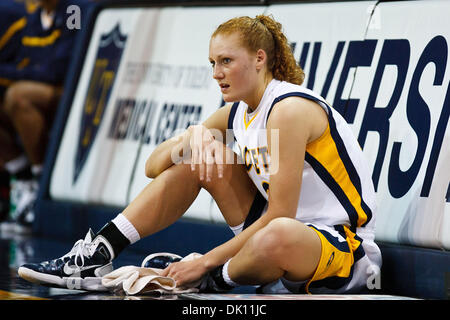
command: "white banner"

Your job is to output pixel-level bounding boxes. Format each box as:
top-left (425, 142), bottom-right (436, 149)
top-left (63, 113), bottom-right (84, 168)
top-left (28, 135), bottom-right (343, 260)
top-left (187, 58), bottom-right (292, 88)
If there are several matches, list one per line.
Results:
top-left (268, 1), bottom-right (449, 249)
top-left (50, 8), bottom-right (144, 205)
top-left (351, 0), bottom-right (450, 249)
top-left (50, 1), bottom-right (449, 249)
top-left (50, 6), bottom-right (266, 222)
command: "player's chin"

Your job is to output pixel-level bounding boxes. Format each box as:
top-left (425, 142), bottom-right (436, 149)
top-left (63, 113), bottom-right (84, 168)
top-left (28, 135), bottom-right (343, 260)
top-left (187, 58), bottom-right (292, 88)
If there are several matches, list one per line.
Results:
top-left (222, 93), bottom-right (237, 103)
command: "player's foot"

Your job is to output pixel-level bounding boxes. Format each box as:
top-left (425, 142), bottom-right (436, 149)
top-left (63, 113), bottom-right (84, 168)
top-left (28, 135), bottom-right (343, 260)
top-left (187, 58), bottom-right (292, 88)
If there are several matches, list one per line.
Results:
top-left (197, 265), bottom-right (235, 293)
top-left (18, 229), bottom-right (114, 291)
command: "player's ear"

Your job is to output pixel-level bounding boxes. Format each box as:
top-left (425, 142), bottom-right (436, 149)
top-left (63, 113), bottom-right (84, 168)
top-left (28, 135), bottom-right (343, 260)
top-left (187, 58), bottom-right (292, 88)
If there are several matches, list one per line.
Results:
top-left (255, 49), bottom-right (267, 71)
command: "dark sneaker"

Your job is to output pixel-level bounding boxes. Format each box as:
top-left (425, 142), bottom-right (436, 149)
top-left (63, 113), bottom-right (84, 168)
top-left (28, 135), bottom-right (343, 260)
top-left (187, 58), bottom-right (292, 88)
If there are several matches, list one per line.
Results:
top-left (18, 229), bottom-right (114, 291)
top-left (141, 252), bottom-right (182, 269)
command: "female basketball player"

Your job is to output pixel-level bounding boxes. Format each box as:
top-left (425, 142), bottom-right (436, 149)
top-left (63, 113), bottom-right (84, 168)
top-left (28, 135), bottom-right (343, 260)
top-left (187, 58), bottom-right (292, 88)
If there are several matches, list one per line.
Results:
top-left (19, 15), bottom-right (382, 294)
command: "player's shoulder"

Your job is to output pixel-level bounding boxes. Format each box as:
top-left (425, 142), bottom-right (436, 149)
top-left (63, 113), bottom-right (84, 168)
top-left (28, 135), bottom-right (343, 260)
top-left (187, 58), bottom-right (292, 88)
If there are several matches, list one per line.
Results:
top-left (268, 95), bottom-right (324, 128)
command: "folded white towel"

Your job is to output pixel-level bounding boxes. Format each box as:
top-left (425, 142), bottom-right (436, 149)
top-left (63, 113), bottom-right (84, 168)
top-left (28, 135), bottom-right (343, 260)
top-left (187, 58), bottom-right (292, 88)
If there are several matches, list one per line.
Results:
top-left (102, 252), bottom-right (203, 295)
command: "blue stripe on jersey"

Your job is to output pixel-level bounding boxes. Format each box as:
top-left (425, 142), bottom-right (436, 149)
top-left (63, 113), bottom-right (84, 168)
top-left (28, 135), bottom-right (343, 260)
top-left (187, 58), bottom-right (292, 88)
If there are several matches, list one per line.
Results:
top-left (266, 91), bottom-right (373, 229)
top-left (228, 102), bottom-right (240, 130)
top-left (308, 225), bottom-right (351, 253)
top-left (243, 191), bottom-right (267, 231)
top-left (266, 92), bottom-right (321, 124)
top-left (325, 107), bottom-right (373, 227)
top-left (334, 225), bottom-right (366, 262)
top-left (304, 153), bottom-right (360, 232)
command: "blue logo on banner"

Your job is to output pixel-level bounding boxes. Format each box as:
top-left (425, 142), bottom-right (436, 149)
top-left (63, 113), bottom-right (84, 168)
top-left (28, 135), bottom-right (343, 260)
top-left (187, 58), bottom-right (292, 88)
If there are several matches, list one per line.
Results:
top-left (73, 24), bottom-right (127, 183)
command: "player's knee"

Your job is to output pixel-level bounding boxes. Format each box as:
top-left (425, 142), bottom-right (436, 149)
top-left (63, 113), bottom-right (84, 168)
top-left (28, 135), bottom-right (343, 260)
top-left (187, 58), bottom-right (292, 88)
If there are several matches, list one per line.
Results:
top-left (197, 163), bottom-right (226, 190)
top-left (257, 218), bottom-right (303, 260)
top-left (197, 145), bottom-right (236, 190)
top-left (3, 83), bottom-right (27, 116)
top-left (247, 219), bottom-right (284, 262)
top-left (3, 85), bottom-right (19, 115)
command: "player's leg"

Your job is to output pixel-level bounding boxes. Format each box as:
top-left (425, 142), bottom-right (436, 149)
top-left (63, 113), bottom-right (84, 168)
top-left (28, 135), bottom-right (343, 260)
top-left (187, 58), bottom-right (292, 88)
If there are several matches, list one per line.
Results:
top-left (213, 220), bottom-right (360, 294)
top-left (1, 81), bottom-right (61, 232)
top-left (203, 218), bottom-right (323, 292)
top-left (225, 217), bottom-right (322, 286)
top-left (3, 80), bottom-right (61, 166)
top-left (17, 162), bottom-right (205, 289)
top-left (18, 143), bottom-right (258, 290)
top-left (122, 149), bottom-right (257, 238)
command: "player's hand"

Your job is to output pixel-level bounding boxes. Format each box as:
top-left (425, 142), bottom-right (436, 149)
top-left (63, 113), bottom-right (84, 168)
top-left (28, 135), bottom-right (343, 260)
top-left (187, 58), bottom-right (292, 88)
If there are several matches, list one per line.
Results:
top-left (187, 125), bottom-right (225, 182)
top-left (161, 258), bottom-right (207, 288)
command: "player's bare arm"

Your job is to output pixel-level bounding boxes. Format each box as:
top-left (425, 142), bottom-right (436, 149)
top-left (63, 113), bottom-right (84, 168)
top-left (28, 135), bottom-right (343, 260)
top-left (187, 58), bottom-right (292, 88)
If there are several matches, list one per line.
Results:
top-left (145, 104), bottom-right (232, 178)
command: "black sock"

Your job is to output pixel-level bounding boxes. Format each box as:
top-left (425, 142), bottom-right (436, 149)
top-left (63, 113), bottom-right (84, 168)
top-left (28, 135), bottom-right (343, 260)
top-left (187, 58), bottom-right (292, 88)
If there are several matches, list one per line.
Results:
top-left (96, 222), bottom-right (130, 258)
top-left (15, 166), bottom-right (33, 180)
top-left (209, 265), bottom-right (235, 291)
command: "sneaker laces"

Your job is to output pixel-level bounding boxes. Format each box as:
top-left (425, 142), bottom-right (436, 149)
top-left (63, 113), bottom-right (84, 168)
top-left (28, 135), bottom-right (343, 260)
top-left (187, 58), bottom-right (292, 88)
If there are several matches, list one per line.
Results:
top-left (62, 238), bottom-right (93, 269)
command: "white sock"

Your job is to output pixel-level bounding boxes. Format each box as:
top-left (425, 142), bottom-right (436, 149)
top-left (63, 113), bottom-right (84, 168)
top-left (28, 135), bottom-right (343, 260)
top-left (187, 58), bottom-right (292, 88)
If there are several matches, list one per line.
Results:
top-left (4, 155), bottom-right (28, 174)
top-left (222, 259), bottom-right (239, 287)
top-left (31, 164), bottom-right (43, 177)
top-left (111, 213), bottom-right (140, 244)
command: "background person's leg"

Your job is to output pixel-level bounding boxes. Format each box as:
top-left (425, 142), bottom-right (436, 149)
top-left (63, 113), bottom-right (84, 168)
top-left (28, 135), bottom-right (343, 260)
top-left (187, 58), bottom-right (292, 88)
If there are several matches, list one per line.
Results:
top-left (0, 108), bottom-right (22, 168)
top-left (3, 81), bottom-right (61, 166)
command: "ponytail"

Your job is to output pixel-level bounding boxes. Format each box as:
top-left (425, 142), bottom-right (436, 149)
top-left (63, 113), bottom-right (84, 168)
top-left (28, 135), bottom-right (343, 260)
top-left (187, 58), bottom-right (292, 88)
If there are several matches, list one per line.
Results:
top-left (255, 15), bottom-right (304, 85)
top-left (212, 14), bottom-right (305, 85)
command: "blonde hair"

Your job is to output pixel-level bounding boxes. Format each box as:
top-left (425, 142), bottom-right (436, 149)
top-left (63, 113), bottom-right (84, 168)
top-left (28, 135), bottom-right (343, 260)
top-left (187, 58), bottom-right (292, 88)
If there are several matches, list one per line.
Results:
top-left (212, 14), bottom-right (304, 85)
